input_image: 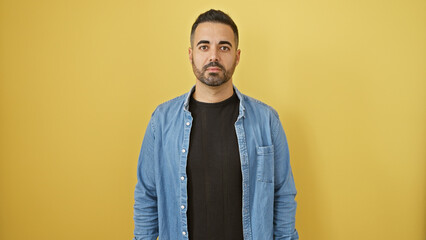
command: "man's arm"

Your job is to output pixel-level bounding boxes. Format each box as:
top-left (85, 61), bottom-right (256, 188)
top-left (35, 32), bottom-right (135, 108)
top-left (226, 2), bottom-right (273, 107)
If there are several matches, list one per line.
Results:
top-left (271, 114), bottom-right (299, 240)
top-left (133, 115), bottom-right (159, 240)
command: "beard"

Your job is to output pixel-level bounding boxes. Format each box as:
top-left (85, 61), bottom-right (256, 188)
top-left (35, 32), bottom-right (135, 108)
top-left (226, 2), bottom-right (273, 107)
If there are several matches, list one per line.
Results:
top-left (191, 60), bottom-right (237, 87)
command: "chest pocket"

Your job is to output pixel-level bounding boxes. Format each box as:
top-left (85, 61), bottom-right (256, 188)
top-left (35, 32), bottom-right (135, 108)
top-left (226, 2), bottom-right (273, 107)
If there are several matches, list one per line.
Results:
top-left (256, 145), bottom-right (274, 183)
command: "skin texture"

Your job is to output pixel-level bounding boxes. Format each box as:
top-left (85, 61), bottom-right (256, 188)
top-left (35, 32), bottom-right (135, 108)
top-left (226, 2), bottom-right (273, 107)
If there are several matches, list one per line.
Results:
top-left (189, 22), bottom-right (241, 103)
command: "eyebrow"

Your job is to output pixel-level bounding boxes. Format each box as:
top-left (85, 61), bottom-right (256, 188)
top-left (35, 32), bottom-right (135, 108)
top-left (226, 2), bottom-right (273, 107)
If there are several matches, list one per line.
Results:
top-left (196, 40), bottom-right (210, 46)
top-left (219, 41), bottom-right (232, 48)
top-left (196, 40), bottom-right (233, 48)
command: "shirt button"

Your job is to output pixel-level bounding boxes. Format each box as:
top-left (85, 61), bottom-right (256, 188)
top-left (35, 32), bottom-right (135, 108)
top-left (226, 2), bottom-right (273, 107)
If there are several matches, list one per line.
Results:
top-left (186, 122), bottom-right (190, 126)
top-left (180, 176), bottom-right (185, 181)
top-left (182, 149), bottom-right (186, 153)
top-left (181, 205), bottom-right (185, 209)
top-left (182, 231), bottom-right (186, 235)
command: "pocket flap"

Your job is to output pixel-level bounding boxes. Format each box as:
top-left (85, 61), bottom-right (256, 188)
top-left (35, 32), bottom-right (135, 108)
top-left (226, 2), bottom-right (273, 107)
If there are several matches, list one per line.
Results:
top-left (256, 145), bottom-right (274, 155)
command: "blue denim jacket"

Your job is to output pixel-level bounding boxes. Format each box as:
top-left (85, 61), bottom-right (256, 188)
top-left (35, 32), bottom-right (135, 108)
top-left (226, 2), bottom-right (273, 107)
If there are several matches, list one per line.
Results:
top-left (133, 86), bottom-right (298, 240)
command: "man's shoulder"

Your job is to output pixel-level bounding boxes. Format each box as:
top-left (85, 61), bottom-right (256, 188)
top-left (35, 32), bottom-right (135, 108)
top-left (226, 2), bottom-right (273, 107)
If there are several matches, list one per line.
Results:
top-left (152, 92), bottom-right (187, 116)
top-left (240, 93), bottom-right (279, 119)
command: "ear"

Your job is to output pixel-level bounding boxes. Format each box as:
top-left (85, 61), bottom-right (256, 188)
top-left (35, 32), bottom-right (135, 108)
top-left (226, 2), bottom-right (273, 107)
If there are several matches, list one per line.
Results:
top-left (235, 49), bottom-right (241, 66)
top-left (188, 47), bottom-right (193, 63)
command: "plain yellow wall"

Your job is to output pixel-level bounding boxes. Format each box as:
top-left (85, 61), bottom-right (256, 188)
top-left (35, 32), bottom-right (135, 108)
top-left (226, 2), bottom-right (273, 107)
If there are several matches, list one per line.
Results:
top-left (1, 0), bottom-right (425, 239)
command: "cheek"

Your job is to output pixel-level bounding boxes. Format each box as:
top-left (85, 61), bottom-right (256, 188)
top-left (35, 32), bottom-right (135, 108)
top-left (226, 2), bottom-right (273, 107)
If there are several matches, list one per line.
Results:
top-left (191, 57), bottom-right (205, 72)
top-left (223, 56), bottom-right (237, 68)
top-left (191, 54), bottom-right (202, 66)
top-left (193, 59), bottom-right (202, 69)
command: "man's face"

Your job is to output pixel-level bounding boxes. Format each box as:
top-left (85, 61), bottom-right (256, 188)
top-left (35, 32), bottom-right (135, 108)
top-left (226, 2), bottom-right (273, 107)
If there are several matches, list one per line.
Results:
top-left (189, 22), bottom-right (241, 87)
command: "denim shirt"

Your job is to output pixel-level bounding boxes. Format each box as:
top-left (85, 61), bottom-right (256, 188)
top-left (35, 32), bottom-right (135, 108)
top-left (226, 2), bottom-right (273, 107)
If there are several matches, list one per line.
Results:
top-left (133, 86), bottom-right (298, 240)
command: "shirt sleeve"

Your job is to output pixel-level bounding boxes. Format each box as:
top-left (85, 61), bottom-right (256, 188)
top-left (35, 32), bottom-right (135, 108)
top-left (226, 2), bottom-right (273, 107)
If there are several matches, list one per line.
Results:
top-left (271, 113), bottom-right (299, 240)
top-left (133, 113), bottom-right (159, 240)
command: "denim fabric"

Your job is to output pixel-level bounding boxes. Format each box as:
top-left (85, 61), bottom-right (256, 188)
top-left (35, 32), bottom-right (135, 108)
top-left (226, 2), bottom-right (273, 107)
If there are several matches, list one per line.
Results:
top-left (133, 86), bottom-right (298, 240)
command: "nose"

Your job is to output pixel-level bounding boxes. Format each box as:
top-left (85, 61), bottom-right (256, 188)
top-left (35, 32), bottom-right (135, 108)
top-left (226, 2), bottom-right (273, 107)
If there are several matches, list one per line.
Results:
top-left (209, 48), bottom-right (219, 62)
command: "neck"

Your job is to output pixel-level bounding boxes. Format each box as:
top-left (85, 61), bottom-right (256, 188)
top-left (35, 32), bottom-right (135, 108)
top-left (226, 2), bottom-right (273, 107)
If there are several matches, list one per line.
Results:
top-left (193, 79), bottom-right (234, 103)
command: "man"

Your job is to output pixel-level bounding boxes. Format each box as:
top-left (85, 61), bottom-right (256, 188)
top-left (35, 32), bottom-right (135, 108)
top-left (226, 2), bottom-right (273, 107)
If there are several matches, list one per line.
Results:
top-left (133, 9), bottom-right (298, 240)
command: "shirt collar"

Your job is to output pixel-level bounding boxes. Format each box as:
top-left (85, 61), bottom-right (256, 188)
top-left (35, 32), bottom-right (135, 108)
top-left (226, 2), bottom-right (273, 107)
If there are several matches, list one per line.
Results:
top-left (183, 84), bottom-right (246, 118)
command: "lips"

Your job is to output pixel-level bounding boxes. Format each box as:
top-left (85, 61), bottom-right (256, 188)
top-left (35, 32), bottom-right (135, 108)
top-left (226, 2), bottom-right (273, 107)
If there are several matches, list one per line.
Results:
top-left (203, 62), bottom-right (225, 72)
top-left (206, 67), bottom-right (222, 72)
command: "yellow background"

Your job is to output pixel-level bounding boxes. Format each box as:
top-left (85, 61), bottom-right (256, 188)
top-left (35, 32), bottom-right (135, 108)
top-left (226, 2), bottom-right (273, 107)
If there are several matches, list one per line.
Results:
top-left (1, 0), bottom-right (425, 239)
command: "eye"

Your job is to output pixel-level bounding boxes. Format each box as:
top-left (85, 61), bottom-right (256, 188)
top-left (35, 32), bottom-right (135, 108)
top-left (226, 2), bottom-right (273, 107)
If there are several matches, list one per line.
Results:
top-left (220, 46), bottom-right (230, 51)
top-left (199, 45), bottom-right (208, 51)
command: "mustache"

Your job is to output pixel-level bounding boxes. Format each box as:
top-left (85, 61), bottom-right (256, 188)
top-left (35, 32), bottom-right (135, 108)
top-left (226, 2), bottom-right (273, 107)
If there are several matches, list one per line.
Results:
top-left (202, 62), bottom-right (225, 71)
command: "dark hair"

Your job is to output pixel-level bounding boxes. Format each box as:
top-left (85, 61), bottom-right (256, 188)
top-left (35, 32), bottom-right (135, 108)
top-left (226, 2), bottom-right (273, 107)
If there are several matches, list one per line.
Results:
top-left (190, 9), bottom-right (239, 47)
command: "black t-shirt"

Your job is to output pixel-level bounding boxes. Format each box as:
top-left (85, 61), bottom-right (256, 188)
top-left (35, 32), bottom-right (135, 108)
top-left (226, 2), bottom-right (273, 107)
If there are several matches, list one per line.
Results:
top-left (187, 91), bottom-right (243, 240)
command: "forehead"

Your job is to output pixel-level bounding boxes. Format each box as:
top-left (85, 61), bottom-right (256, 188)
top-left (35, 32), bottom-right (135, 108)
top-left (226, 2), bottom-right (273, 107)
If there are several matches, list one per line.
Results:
top-left (193, 22), bottom-right (235, 44)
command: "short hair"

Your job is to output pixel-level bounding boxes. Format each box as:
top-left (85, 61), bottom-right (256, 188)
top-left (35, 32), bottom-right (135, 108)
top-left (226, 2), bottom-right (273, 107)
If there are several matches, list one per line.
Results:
top-left (190, 9), bottom-right (239, 48)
